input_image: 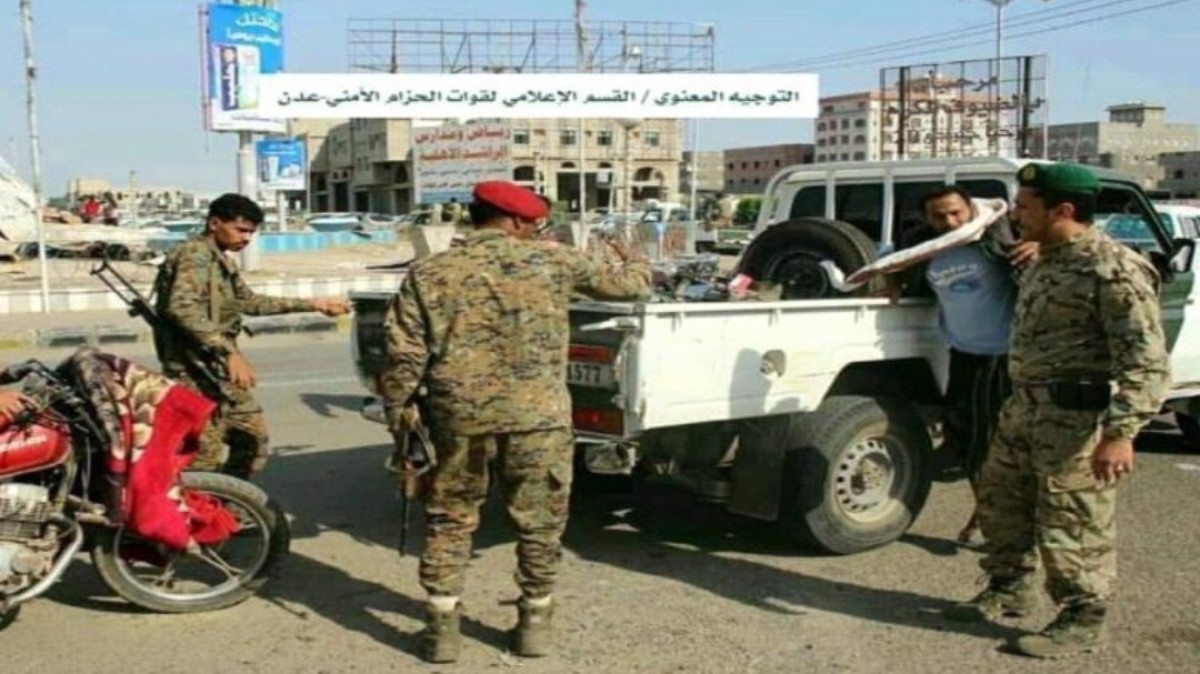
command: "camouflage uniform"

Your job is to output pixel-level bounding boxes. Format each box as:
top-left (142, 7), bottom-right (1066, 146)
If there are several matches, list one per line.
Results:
top-left (978, 226), bottom-right (1169, 608)
top-left (153, 236), bottom-right (315, 478)
top-left (380, 228), bottom-right (651, 599)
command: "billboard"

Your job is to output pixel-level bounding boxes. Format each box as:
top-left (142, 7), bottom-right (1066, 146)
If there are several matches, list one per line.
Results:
top-left (413, 121), bottom-right (512, 205)
top-left (879, 55), bottom-right (1048, 159)
top-left (203, 2), bottom-right (286, 133)
top-left (256, 138), bottom-right (306, 191)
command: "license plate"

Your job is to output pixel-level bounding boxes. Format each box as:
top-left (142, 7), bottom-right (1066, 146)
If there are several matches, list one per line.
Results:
top-left (567, 362), bottom-right (614, 388)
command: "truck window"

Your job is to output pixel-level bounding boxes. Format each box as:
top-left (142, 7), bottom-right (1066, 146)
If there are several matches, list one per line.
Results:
top-left (836, 184), bottom-right (884, 240)
top-left (892, 179), bottom-right (1008, 246)
top-left (788, 186), bottom-right (826, 220)
top-left (787, 184), bottom-right (884, 239)
top-left (1094, 185), bottom-right (1164, 253)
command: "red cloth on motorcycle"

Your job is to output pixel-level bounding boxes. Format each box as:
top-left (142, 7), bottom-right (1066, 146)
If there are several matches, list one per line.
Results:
top-left (124, 384), bottom-right (236, 548)
top-left (68, 349), bottom-right (239, 550)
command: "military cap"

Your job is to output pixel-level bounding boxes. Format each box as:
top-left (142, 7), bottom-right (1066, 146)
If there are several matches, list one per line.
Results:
top-left (1017, 163), bottom-right (1100, 194)
top-left (472, 181), bottom-right (549, 221)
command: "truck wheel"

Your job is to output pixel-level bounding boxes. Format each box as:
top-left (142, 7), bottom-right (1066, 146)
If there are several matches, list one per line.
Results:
top-left (736, 218), bottom-right (881, 299)
top-left (782, 395), bottom-right (933, 554)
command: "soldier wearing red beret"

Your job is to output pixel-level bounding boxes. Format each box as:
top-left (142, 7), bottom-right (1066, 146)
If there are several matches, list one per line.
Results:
top-left (379, 180), bottom-right (651, 663)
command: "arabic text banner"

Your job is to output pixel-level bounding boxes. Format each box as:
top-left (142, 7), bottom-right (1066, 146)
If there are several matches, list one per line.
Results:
top-left (258, 73), bottom-right (819, 120)
top-left (204, 3), bottom-right (286, 133)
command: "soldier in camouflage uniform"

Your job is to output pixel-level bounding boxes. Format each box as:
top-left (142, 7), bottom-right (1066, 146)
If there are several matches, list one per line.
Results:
top-left (945, 164), bottom-right (1169, 658)
top-left (380, 180), bottom-right (651, 663)
top-left (153, 193), bottom-right (350, 479)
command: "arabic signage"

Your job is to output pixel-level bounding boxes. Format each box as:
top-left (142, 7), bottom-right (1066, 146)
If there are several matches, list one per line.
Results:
top-left (202, 2), bottom-right (286, 133)
top-left (414, 122), bottom-right (512, 205)
top-left (878, 55), bottom-right (1047, 159)
top-left (257, 73), bottom-right (820, 119)
top-left (256, 138), bottom-right (306, 191)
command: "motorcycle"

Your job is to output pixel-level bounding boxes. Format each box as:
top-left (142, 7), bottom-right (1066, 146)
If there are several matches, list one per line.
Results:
top-left (0, 353), bottom-right (289, 629)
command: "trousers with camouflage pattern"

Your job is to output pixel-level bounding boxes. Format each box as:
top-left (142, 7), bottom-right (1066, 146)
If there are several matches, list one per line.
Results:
top-left (170, 371), bottom-right (270, 481)
top-left (977, 388), bottom-right (1117, 607)
top-left (419, 428), bottom-right (573, 599)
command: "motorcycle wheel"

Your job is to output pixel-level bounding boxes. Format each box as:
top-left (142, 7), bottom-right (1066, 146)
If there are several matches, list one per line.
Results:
top-left (90, 472), bottom-right (290, 614)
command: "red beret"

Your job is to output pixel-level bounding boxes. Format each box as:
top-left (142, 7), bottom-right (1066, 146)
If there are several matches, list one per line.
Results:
top-left (472, 181), bottom-right (548, 221)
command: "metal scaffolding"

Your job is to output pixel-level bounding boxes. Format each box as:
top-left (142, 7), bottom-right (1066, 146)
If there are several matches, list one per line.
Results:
top-left (346, 18), bottom-right (715, 74)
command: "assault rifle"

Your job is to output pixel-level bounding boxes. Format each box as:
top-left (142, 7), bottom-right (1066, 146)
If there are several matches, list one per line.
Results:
top-left (90, 258), bottom-right (232, 401)
top-left (383, 394), bottom-right (437, 556)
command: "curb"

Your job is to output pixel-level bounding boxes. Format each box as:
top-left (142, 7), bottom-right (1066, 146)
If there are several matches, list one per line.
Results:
top-left (0, 312), bottom-right (354, 352)
top-left (0, 273), bottom-right (405, 315)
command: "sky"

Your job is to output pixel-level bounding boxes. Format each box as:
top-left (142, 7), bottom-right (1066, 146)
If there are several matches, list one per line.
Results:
top-left (1, 0), bottom-right (1197, 195)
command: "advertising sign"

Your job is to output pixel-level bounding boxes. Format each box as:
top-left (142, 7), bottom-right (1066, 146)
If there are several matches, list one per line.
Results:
top-left (879, 55), bottom-right (1048, 159)
top-left (256, 138), bottom-right (306, 191)
top-left (203, 2), bottom-right (286, 133)
top-left (413, 121), bottom-right (512, 205)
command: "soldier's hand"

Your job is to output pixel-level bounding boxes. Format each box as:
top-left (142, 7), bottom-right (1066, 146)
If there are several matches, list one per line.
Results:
top-left (604, 236), bottom-right (641, 263)
top-left (0, 390), bottom-right (33, 421)
top-left (1091, 436), bottom-right (1135, 485)
top-left (228, 352), bottom-right (257, 390)
top-left (1008, 240), bottom-right (1040, 267)
top-left (311, 297), bottom-right (351, 316)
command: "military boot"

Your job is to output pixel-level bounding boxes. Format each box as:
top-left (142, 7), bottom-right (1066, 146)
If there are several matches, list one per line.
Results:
top-left (511, 596), bottom-right (554, 657)
top-left (944, 575), bottom-right (1039, 623)
top-left (419, 600), bottom-right (462, 664)
top-left (1013, 603), bottom-right (1107, 658)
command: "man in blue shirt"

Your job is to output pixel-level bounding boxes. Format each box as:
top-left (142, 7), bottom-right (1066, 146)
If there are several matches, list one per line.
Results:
top-left (892, 186), bottom-right (1037, 543)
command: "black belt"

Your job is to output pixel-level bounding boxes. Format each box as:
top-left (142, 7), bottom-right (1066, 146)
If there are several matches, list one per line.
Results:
top-left (1015, 380), bottom-right (1112, 411)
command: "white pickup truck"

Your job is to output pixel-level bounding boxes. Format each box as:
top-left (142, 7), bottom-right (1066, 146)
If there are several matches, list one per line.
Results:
top-left (349, 157), bottom-right (1200, 555)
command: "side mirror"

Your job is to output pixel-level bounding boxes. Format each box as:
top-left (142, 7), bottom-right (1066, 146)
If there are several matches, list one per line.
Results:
top-left (1170, 238), bottom-right (1196, 274)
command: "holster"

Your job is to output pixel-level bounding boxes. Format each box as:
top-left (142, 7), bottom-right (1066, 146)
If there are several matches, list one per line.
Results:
top-left (1046, 380), bottom-right (1113, 411)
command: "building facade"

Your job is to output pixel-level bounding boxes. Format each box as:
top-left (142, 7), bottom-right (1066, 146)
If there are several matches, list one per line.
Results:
top-left (508, 119), bottom-right (682, 211)
top-left (1159, 151), bottom-right (1200, 197)
top-left (300, 118), bottom-right (683, 214)
top-left (723, 144), bottom-right (814, 194)
top-left (1035, 103), bottom-right (1200, 189)
top-left (680, 150), bottom-right (726, 198)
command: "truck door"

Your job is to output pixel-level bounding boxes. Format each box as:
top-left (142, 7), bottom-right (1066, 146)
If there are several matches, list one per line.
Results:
top-left (1095, 183), bottom-right (1196, 377)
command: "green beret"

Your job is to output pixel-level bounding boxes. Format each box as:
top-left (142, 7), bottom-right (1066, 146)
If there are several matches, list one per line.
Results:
top-left (1017, 163), bottom-right (1100, 194)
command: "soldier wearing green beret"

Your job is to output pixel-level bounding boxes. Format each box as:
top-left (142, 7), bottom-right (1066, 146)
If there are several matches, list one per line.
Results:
top-left (945, 163), bottom-right (1169, 658)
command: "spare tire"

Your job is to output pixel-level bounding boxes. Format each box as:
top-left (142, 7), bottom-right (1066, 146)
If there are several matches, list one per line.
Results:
top-left (737, 218), bottom-right (881, 299)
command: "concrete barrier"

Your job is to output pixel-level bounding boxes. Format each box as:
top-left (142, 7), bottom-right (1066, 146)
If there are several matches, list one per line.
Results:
top-left (147, 229), bottom-right (398, 254)
top-left (412, 226), bottom-right (457, 259)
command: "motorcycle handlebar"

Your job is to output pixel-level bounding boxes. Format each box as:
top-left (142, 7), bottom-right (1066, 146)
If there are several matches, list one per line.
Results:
top-left (0, 359), bottom-right (43, 386)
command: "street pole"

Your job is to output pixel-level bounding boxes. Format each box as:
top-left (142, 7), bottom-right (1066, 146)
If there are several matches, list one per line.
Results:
top-left (128, 170), bottom-right (138, 224)
top-left (688, 120), bottom-right (700, 222)
top-left (20, 0), bottom-right (50, 313)
top-left (236, 130), bottom-right (261, 270)
top-left (975, 0), bottom-right (1021, 157)
top-left (275, 190), bottom-right (287, 233)
top-left (576, 0), bottom-right (587, 224)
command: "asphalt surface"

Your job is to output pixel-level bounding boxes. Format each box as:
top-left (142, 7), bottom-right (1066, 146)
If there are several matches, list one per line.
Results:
top-left (3, 335), bottom-right (1199, 673)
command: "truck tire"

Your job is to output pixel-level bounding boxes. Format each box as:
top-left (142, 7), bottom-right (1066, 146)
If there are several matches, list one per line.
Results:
top-left (782, 395), bottom-right (933, 554)
top-left (736, 218), bottom-right (881, 299)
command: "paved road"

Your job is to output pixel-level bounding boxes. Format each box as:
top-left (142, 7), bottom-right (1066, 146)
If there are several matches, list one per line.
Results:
top-left (4, 335), bottom-right (1199, 672)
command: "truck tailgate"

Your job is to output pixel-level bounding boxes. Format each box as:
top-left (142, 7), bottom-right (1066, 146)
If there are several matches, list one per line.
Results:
top-left (568, 303), bottom-right (640, 438)
top-left (349, 291), bottom-right (395, 391)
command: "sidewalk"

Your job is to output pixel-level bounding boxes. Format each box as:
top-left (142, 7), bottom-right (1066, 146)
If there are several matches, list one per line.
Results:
top-left (0, 306), bottom-right (357, 352)
top-left (0, 240), bottom-right (410, 315)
